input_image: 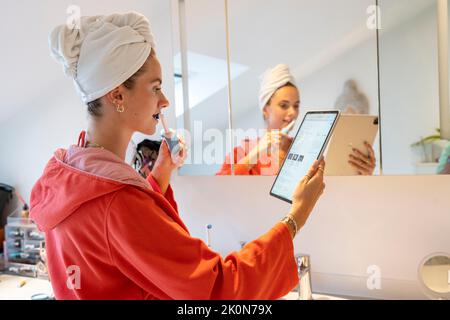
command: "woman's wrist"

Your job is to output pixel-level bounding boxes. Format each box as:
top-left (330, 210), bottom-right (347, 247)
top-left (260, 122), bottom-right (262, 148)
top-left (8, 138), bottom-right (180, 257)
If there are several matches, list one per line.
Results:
top-left (289, 202), bottom-right (308, 230)
top-left (281, 220), bottom-right (296, 239)
top-left (150, 167), bottom-right (171, 194)
top-left (281, 215), bottom-right (298, 239)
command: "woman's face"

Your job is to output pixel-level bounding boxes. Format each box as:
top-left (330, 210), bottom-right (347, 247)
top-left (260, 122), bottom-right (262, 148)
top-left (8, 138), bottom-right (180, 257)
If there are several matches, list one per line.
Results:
top-left (263, 85), bottom-right (300, 130)
top-left (121, 56), bottom-right (169, 135)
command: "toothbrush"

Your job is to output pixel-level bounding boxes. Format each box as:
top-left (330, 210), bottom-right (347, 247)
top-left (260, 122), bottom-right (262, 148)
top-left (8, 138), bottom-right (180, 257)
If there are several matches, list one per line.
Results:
top-left (159, 113), bottom-right (172, 137)
top-left (281, 120), bottom-right (296, 134)
top-left (206, 224), bottom-right (212, 248)
top-left (159, 113), bottom-right (181, 154)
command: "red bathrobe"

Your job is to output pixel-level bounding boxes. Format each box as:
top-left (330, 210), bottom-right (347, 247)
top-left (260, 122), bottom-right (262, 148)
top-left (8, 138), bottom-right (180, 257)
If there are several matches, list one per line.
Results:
top-left (216, 138), bottom-right (281, 176)
top-left (30, 140), bottom-right (298, 300)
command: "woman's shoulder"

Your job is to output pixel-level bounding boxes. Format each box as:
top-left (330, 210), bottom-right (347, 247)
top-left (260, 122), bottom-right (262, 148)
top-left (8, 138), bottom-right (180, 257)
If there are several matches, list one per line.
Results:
top-left (110, 184), bottom-right (164, 206)
top-left (106, 184), bottom-right (189, 232)
top-left (109, 185), bottom-right (178, 215)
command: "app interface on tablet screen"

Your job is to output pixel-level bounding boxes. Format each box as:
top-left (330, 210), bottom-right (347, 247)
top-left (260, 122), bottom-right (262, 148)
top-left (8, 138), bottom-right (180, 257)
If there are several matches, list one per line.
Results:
top-left (271, 112), bottom-right (338, 202)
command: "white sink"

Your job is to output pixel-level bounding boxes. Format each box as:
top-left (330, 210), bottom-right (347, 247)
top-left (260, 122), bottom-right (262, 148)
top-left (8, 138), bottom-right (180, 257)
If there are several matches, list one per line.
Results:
top-left (280, 291), bottom-right (347, 300)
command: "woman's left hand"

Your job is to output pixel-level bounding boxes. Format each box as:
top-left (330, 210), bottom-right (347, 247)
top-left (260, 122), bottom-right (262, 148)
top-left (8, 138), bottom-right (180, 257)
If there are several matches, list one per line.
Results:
top-left (348, 141), bottom-right (376, 175)
top-left (151, 135), bottom-right (187, 193)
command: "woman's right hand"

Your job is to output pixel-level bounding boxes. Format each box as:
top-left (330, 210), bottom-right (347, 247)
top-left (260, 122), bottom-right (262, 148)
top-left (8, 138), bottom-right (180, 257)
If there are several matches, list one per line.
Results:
top-left (238, 131), bottom-right (293, 170)
top-left (260, 131), bottom-right (292, 154)
top-left (248, 131), bottom-right (292, 159)
top-left (289, 159), bottom-right (326, 230)
top-left (151, 135), bottom-right (187, 194)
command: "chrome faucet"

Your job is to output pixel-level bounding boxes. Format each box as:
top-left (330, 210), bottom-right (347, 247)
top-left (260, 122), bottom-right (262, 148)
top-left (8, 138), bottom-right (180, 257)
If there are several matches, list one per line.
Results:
top-left (296, 254), bottom-right (313, 300)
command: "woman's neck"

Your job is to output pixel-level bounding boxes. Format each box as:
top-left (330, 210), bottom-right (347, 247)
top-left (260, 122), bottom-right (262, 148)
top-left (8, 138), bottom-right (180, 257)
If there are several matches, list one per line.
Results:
top-left (86, 118), bottom-right (132, 161)
top-left (266, 125), bottom-right (280, 131)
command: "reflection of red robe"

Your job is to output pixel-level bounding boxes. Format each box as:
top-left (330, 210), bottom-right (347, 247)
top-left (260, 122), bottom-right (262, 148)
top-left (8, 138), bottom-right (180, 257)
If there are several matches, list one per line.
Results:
top-left (216, 138), bottom-right (280, 176)
top-left (30, 138), bottom-right (297, 299)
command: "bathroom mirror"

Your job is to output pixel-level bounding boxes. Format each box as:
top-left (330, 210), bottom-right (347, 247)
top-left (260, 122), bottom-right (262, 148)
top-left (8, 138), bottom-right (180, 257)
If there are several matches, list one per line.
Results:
top-left (174, 0), bottom-right (382, 176)
top-left (222, 0), bottom-right (381, 176)
top-left (172, 0), bottom-right (450, 176)
top-left (418, 253), bottom-right (450, 299)
top-left (172, 0), bottom-right (233, 176)
top-left (378, 0), bottom-right (450, 175)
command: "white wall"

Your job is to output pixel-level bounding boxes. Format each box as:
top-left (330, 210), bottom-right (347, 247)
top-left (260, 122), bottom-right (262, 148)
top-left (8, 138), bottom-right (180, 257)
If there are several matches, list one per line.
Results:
top-left (0, 0), bottom-right (449, 300)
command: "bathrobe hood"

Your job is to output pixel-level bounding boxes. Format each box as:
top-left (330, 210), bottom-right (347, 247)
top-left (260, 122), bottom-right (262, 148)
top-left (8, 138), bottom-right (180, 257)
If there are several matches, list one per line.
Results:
top-left (30, 146), bottom-right (152, 231)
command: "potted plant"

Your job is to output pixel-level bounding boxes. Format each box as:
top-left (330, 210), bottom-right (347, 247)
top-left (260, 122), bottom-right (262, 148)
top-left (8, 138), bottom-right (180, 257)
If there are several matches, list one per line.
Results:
top-left (411, 128), bottom-right (447, 163)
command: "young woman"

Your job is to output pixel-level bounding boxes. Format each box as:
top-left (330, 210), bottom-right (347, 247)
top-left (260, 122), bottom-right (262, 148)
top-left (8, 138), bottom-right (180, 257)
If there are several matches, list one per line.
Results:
top-left (30, 12), bottom-right (326, 300)
top-left (217, 65), bottom-right (376, 176)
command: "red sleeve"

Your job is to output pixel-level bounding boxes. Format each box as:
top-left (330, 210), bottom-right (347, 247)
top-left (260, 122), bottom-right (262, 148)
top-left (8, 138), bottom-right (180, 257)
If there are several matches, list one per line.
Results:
top-left (216, 161), bottom-right (232, 176)
top-left (106, 188), bottom-right (298, 300)
top-left (146, 174), bottom-right (178, 213)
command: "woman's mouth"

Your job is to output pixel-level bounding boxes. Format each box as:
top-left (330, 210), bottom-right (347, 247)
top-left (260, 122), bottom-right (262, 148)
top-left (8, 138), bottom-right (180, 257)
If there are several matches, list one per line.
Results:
top-left (152, 113), bottom-right (160, 121)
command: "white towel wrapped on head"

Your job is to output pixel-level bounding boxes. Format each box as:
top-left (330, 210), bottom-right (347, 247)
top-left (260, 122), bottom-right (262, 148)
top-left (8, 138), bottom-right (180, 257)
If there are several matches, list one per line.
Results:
top-left (49, 12), bottom-right (155, 103)
top-left (258, 64), bottom-right (296, 111)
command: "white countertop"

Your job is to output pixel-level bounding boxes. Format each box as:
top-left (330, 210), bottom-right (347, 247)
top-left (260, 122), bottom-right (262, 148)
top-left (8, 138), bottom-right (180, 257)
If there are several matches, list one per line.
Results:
top-left (0, 274), bottom-right (357, 300)
top-left (0, 274), bottom-right (54, 300)
top-left (280, 291), bottom-right (347, 300)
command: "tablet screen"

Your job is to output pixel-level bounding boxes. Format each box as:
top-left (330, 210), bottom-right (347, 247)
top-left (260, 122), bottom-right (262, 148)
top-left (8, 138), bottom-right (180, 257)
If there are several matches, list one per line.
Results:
top-left (270, 111), bottom-right (339, 203)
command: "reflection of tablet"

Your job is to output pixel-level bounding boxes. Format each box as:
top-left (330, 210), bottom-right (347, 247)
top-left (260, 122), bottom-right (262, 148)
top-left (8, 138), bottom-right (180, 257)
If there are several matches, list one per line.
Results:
top-left (324, 115), bottom-right (379, 176)
top-left (270, 111), bottom-right (340, 204)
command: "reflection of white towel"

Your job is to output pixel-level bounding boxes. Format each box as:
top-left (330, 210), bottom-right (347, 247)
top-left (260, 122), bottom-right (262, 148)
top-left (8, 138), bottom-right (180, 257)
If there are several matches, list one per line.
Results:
top-left (334, 79), bottom-right (369, 114)
top-left (49, 12), bottom-right (155, 103)
top-left (258, 64), bottom-right (296, 111)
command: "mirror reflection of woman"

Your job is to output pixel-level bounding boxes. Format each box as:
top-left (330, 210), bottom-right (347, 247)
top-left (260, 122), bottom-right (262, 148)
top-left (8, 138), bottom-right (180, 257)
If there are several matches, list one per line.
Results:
top-left (217, 64), bottom-right (298, 175)
top-left (217, 65), bottom-right (376, 176)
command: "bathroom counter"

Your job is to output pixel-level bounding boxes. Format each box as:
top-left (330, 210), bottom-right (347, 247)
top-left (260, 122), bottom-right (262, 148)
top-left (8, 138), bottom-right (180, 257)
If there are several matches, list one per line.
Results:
top-left (280, 291), bottom-right (375, 300)
top-left (0, 274), bottom-right (53, 300)
top-left (0, 273), bottom-right (373, 300)
top-left (280, 291), bottom-right (347, 300)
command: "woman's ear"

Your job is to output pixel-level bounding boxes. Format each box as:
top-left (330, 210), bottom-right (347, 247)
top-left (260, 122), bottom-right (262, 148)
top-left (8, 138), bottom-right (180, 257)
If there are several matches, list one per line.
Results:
top-left (262, 105), bottom-right (269, 121)
top-left (105, 86), bottom-right (125, 106)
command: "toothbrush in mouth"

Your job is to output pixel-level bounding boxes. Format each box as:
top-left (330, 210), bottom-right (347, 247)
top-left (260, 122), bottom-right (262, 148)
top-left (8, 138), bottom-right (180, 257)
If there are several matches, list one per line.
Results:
top-left (159, 113), bottom-right (171, 137)
top-left (281, 120), bottom-right (296, 134)
top-left (159, 113), bottom-right (182, 155)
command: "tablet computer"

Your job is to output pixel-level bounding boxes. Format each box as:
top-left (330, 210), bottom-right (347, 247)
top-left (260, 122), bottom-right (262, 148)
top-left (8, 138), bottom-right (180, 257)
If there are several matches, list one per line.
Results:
top-left (270, 111), bottom-right (340, 203)
top-left (324, 114), bottom-right (379, 176)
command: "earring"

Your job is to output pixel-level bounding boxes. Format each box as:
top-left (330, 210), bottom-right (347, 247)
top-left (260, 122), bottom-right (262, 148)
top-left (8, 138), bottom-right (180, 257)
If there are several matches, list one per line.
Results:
top-left (116, 104), bottom-right (125, 113)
